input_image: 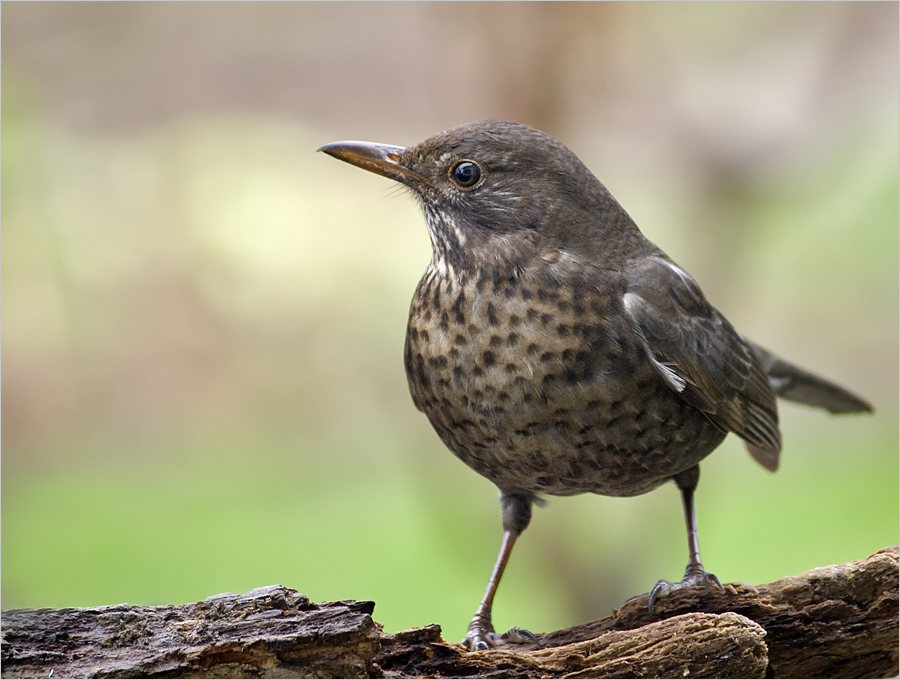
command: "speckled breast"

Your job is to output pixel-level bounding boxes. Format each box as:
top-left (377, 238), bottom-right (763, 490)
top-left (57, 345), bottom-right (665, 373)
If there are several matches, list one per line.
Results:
top-left (403, 266), bottom-right (727, 498)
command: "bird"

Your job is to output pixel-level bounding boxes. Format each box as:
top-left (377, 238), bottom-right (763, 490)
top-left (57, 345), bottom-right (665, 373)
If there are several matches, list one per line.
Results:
top-left (317, 120), bottom-right (873, 651)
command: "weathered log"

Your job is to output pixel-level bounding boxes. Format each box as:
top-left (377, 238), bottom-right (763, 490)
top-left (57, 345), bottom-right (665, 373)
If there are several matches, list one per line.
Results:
top-left (1, 589), bottom-right (381, 679)
top-left (2, 547), bottom-right (897, 678)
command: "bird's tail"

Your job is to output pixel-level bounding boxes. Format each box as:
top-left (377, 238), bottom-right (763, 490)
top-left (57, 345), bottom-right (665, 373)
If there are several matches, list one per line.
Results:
top-left (749, 343), bottom-right (874, 414)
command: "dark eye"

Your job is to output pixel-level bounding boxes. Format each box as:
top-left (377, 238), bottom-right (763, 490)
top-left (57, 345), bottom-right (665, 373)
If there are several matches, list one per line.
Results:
top-left (449, 160), bottom-right (482, 188)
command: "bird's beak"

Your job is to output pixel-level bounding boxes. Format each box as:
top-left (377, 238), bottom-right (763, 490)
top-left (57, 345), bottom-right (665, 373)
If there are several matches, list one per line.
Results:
top-left (317, 141), bottom-right (423, 185)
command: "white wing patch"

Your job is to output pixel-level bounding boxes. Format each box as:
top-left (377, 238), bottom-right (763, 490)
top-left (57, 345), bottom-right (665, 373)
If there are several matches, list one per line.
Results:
top-left (623, 291), bottom-right (686, 393)
top-left (653, 360), bottom-right (686, 392)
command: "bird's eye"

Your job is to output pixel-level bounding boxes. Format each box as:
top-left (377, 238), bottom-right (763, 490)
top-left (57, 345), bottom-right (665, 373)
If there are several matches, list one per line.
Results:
top-left (449, 160), bottom-right (482, 189)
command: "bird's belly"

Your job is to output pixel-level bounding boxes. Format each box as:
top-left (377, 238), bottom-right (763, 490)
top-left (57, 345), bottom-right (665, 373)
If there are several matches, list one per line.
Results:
top-left (405, 273), bottom-right (726, 497)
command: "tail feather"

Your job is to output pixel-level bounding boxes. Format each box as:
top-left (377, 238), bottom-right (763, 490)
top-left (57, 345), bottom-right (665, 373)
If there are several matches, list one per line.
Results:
top-left (746, 442), bottom-right (779, 472)
top-left (749, 343), bottom-right (874, 414)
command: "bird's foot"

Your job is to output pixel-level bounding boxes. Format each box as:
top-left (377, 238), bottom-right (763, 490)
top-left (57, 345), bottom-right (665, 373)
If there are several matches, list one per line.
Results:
top-left (462, 613), bottom-right (541, 651)
top-left (648, 566), bottom-right (723, 614)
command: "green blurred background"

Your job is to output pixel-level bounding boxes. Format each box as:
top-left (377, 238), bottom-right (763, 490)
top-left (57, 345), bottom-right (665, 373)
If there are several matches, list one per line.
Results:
top-left (2, 2), bottom-right (897, 641)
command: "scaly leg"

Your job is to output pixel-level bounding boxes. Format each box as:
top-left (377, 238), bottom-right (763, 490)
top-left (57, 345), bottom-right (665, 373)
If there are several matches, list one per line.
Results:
top-left (463, 493), bottom-right (541, 650)
top-left (649, 465), bottom-right (723, 614)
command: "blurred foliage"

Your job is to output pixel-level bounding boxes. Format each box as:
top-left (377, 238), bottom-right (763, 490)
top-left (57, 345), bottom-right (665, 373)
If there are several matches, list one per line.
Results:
top-left (2, 3), bottom-right (897, 641)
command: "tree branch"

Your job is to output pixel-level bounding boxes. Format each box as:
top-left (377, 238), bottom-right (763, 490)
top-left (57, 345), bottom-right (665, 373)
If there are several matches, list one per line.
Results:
top-left (3, 547), bottom-right (897, 678)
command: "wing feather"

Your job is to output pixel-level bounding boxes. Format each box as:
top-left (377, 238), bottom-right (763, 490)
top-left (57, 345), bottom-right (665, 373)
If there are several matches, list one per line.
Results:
top-left (623, 256), bottom-right (781, 469)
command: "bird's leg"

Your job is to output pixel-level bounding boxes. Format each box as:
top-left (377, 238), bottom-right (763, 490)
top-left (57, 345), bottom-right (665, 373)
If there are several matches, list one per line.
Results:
top-left (463, 493), bottom-right (541, 651)
top-left (649, 465), bottom-right (724, 614)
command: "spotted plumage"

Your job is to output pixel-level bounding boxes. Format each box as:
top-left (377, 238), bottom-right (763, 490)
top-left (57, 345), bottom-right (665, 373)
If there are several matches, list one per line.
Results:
top-left (319, 120), bottom-right (872, 650)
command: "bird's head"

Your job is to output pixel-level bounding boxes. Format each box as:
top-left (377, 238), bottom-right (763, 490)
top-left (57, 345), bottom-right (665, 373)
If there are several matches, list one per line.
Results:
top-left (319, 120), bottom-right (646, 277)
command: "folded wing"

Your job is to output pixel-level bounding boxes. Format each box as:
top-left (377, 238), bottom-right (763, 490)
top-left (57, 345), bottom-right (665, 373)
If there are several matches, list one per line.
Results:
top-left (623, 256), bottom-right (781, 471)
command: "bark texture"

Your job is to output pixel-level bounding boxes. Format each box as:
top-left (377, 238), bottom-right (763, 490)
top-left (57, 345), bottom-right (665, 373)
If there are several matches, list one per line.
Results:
top-left (3, 547), bottom-right (897, 678)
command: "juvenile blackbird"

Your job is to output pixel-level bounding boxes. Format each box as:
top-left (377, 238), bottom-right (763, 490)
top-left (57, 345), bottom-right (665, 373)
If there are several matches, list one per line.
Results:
top-left (318, 121), bottom-right (873, 650)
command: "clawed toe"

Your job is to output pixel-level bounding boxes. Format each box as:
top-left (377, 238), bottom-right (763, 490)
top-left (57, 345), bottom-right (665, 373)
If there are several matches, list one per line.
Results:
top-left (467, 636), bottom-right (491, 652)
top-left (463, 617), bottom-right (541, 650)
top-left (497, 626), bottom-right (541, 647)
top-left (648, 569), bottom-right (724, 614)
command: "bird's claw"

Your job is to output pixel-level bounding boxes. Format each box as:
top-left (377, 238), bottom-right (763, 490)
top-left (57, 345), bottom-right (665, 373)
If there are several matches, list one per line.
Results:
top-left (498, 626), bottom-right (541, 647)
top-left (463, 615), bottom-right (541, 650)
top-left (648, 568), bottom-right (723, 614)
